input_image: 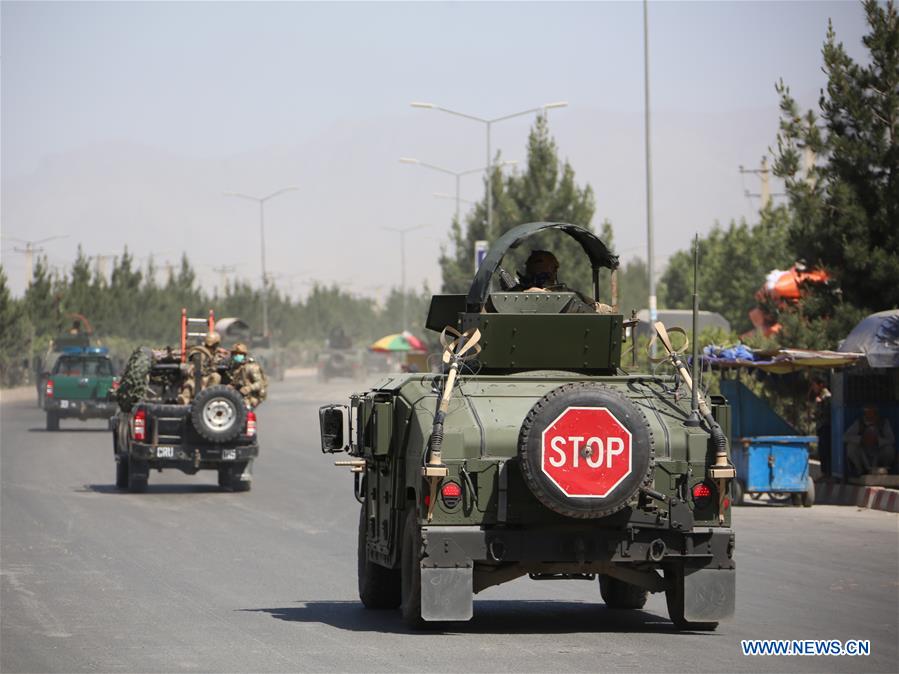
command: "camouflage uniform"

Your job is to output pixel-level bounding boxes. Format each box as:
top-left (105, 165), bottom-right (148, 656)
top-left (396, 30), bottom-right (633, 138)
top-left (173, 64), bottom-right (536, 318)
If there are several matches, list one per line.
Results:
top-left (178, 332), bottom-right (225, 404)
top-left (229, 342), bottom-right (267, 408)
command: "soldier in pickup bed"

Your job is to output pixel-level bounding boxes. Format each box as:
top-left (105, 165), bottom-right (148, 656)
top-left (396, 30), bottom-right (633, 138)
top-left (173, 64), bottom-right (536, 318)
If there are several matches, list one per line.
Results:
top-left (229, 342), bottom-right (267, 408)
top-left (178, 332), bottom-right (227, 404)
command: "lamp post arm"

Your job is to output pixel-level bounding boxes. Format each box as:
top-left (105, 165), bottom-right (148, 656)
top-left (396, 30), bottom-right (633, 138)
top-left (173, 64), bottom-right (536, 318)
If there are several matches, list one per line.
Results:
top-left (489, 107), bottom-right (544, 124)
top-left (261, 186), bottom-right (300, 202)
top-left (223, 192), bottom-right (261, 203)
top-left (416, 161), bottom-right (459, 177)
top-left (433, 106), bottom-right (489, 124)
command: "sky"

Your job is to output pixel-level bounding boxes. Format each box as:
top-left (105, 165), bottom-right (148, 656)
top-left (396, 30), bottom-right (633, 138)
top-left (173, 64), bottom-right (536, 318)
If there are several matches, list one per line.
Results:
top-left (1, 1), bottom-right (872, 303)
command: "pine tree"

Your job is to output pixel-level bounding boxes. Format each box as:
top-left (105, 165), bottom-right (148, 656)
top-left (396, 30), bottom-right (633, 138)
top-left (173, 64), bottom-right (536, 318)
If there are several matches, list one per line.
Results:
top-left (772, 0), bottom-right (899, 320)
top-left (0, 267), bottom-right (30, 385)
top-left (23, 257), bottom-right (59, 337)
top-left (440, 115), bottom-right (599, 295)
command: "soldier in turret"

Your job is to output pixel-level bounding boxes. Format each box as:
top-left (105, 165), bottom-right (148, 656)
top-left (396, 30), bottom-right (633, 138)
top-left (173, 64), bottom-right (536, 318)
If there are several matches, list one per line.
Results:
top-left (515, 250), bottom-right (614, 314)
top-left (229, 342), bottom-right (267, 409)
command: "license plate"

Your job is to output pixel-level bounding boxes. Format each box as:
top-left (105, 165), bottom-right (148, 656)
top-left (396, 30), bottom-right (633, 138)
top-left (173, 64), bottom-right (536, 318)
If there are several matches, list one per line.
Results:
top-left (156, 446), bottom-right (175, 458)
top-left (60, 400), bottom-right (69, 409)
top-left (222, 449), bottom-right (237, 461)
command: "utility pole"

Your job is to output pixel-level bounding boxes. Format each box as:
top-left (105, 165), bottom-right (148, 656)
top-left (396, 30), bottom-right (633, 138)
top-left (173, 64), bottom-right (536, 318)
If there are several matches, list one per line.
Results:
top-left (382, 225), bottom-right (427, 330)
top-left (739, 157), bottom-right (785, 210)
top-left (212, 265), bottom-right (237, 297)
top-left (91, 253), bottom-right (118, 283)
top-left (802, 146), bottom-right (817, 188)
top-left (5, 236), bottom-right (67, 289)
top-left (224, 187), bottom-right (299, 337)
top-left (643, 0), bottom-right (657, 353)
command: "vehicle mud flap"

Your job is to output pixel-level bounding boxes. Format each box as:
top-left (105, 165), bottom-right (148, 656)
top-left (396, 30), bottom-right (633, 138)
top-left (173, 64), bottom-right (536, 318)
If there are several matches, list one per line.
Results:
top-left (682, 567), bottom-right (735, 622)
top-left (420, 566), bottom-right (473, 621)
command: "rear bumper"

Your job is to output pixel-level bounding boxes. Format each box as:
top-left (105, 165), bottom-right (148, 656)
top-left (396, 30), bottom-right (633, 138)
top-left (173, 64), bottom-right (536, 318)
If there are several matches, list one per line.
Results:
top-left (126, 441), bottom-right (259, 467)
top-left (45, 399), bottom-right (117, 419)
top-left (420, 524), bottom-right (735, 569)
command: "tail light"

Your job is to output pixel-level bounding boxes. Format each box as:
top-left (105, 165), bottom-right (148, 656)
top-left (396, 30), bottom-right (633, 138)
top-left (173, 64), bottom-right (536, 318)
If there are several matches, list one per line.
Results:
top-left (111, 379), bottom-right (120, 390)
top-left (440, 481), bottom-right (462, 508)
top-left (132, 409), bottom-right (147, 441)
top-left (45, 379), bottom-right (54, 398)
top-left (245, 410), bottom-right (257, 437)
top-left (692, 481), bottom-right (713, 508)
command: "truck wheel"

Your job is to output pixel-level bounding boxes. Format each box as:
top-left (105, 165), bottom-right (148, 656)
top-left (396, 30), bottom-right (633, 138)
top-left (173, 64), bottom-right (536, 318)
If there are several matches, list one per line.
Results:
top-left (218, 461), bottom-right (251, 492)
top-left (732, 479), bottom-right (744, 506)
top-left (115, 456), bottom-right (129, 489)
top-left (399, 510), bottom-right (424, 628)
top-left (599, 575), bottom-right (648, 609)
top-left (518, 383), bottom-right (655, 519)
top-left (46, 412), bottom-right (59, 432)
top-left (357, 505), bottom-right (401, 609)
top-left (802, 477), bottom-right (815, 508)
top-left (790, 493), bottom-right (802, 507)
top-left (664, 568), bottom-right (719, 631)
top-left (127, 459), bottom-right (148, 493)
top-left (191, 386), bottom-right (247, 443)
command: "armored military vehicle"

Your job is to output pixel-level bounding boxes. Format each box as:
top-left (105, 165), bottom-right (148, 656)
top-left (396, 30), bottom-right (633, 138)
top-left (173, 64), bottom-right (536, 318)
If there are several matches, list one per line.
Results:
top-left (320, 222), bottom-right (736, 629)
top-left (317, 327), bottom-right (365, 382)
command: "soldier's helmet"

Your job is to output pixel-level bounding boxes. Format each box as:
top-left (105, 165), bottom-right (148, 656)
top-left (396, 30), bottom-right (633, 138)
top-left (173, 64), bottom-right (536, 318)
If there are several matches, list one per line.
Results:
top-left (231, 342), bottom-right (249, 355)
top-left (204, 331), bottom-right (222, 348)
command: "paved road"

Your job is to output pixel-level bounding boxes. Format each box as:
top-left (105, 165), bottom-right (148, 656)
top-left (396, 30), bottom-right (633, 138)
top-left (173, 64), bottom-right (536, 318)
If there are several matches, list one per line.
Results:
top-left (2, 375), bottom-right (897, 673)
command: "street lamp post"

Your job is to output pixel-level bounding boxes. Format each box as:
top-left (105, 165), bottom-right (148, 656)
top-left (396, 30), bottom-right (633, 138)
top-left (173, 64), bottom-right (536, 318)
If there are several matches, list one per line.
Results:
top-left (411, 101), bottom-right (567, 231)
top-left (399, 157), bottom-right (516, 222)
top-left (382, 225), bottom-right (426, 331)
top-left (224, 187), bottom-right (299, 337)
top-left (642, 0), bottom-right (657, 355)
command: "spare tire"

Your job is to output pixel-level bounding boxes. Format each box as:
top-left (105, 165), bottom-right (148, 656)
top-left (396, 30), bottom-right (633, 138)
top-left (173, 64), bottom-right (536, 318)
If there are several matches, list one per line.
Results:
top-left (518, 382), bottom-right (654, 519)
top-left (191, 385), bottom-right (247, 443)
top-left (117, 347), bottom-right (153, 412)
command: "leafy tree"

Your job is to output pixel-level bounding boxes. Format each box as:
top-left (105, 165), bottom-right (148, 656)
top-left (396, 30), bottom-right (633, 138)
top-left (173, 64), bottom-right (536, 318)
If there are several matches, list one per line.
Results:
top-left (660, 206), bottom-right (794, 333)
top-left (616, 257), bottom-right (650, 318)
top-left (771, 0), bottom-right (899, 341)
top-left (440, 115), bottom-right (598, 294)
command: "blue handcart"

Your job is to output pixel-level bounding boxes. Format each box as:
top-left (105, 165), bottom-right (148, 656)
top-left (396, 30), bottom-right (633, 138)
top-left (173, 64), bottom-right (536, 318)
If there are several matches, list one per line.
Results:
top-left (720, 381), bottom-right (816, 507)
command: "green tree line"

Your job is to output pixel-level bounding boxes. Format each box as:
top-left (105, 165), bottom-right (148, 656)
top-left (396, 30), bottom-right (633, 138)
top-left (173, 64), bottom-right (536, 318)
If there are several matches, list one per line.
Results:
top-left (0, 249), bottom-right (429, 386)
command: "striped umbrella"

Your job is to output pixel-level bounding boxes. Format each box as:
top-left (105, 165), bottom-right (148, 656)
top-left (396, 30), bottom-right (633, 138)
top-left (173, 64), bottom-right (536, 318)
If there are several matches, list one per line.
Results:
top-left (370, 331), bottom-right (426, 352)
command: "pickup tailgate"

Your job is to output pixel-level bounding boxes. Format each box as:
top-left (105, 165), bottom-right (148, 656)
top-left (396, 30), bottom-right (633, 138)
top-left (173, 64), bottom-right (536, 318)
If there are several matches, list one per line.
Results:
top-left (51, 374), bottom-right (116, 401)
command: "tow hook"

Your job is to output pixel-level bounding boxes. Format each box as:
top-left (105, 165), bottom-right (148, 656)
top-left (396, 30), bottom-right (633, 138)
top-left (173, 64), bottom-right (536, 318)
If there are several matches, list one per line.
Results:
top-left (648, 538), bottom-right (667, 562)
top-left (640, 486), bottom-right (668, 503)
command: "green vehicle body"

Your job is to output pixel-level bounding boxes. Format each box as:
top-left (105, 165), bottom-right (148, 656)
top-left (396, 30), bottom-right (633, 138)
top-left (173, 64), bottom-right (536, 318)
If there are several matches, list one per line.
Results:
top-left (321, 222), bottom-right (736, 628)
top-left (43, 349), bottom-right (118, 431)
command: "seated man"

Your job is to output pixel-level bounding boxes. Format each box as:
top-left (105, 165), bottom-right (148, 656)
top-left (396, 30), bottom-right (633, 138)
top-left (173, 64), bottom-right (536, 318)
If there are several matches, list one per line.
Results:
top-left (513, 250), bottom-right (614, 314)
top-left (228, 342), bottom-right (268, 409)
top-left (845, 406), bottom-right (896, 476)
top-left (178, 332), bottom-right (226, 404)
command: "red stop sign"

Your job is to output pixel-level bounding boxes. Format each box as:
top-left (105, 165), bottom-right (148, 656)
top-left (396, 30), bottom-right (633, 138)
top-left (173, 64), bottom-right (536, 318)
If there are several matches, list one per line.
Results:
top-left (540, 407), bottom-right (633, 497)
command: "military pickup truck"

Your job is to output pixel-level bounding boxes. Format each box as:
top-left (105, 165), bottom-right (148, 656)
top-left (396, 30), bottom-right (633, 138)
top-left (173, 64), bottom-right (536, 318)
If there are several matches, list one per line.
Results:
top-left (321, 222), bottom-right (736, 629)
top-left (112, 311), bottom-right (259, 492)
top-left (43, 346), bottom-right (118, 431)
